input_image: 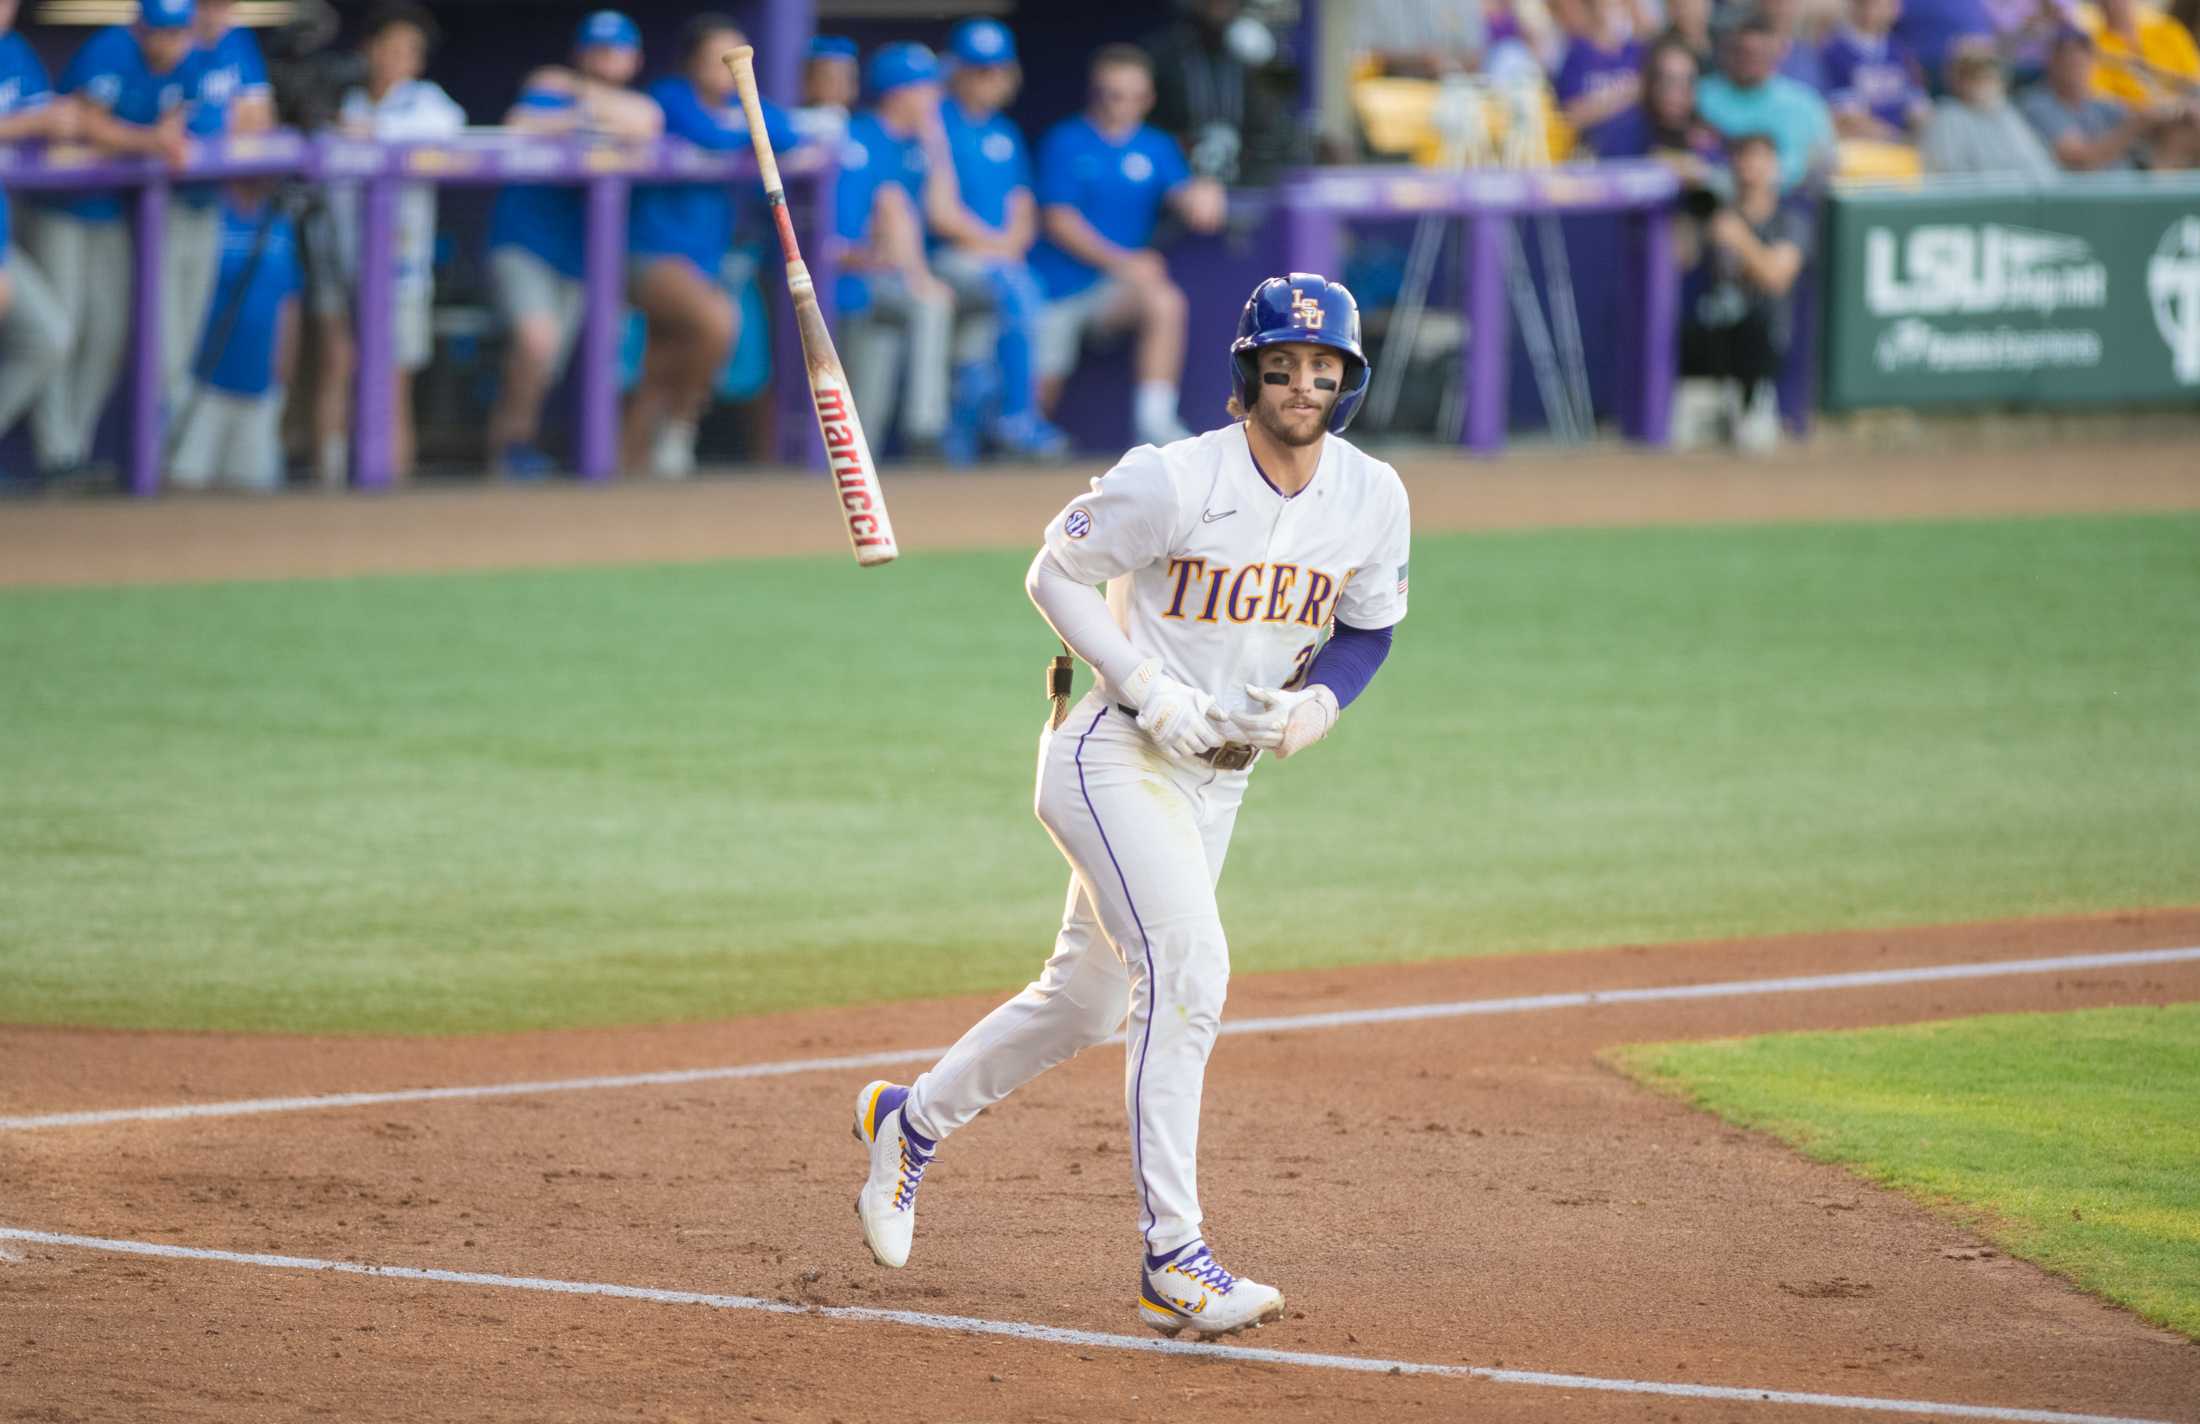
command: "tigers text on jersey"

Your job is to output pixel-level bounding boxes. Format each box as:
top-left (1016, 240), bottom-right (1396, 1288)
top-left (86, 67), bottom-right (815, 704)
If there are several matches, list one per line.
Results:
top-left (1043, 423), bottom-right (1411, 722)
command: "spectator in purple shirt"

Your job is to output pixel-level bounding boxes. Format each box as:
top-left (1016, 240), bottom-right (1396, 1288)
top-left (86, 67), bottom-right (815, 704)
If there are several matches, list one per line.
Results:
top-left (1821, 0), bottom-right (1933, 137)
top-left (1555, 0), bottom-right (1646, 148)
top-left (1892, 0), bottom-right (1996, 91)
top-left (1761, 0), bottom-right (1831, 90)
top-left (1590, 35), bottom-right (1727, 168)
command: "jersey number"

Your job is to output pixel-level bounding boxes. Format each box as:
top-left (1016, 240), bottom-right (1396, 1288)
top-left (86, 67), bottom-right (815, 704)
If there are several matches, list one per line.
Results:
top-left (1282, 641), bottom-right (1317, 691)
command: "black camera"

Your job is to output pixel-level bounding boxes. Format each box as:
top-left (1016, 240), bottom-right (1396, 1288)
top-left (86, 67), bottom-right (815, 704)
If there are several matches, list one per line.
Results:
top-left (264, 0), bottom-right (366, 133)
top-left (1677, 169), bottom-right (1735, 221)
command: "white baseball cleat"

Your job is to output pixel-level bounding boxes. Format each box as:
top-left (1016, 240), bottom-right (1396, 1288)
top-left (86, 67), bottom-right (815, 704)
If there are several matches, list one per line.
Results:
top-left (851, 1080), bottom-right (933, 1269)
top-left (1137, 1241), bottom-right (1285, 1337)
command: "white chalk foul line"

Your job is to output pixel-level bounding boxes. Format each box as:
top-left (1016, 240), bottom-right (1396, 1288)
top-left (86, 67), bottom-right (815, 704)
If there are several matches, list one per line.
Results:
top-left (5, 944), bottom-right (2197, 1134)
top-left (0, 1228), bottom-right (2175, 1424)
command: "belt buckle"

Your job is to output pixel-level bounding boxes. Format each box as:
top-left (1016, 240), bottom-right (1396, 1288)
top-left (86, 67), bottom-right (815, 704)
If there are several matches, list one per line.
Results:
top-left (1207, 743), bottom-right (1259, 771)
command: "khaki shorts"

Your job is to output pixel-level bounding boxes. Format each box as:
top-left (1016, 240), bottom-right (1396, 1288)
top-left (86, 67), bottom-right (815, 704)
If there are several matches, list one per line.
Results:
top-left (1037, 277), bottom-right (1134, 380)
top-left (490, 246), bottom-right (584, 382)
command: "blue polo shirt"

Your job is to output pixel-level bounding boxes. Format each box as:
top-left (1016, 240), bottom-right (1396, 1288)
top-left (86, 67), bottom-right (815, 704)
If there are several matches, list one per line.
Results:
top-left (49, 26), bottom-right (211, 223)
top-left (177, 25), bottom-right (263, 210)
top-left (1028, 115), bottom-right (1190, 299)
top-left (487, 84), bottom-right (589, 278)
top-left (939, 96), bottom-right (1029, 232)
top-left (834, 109), bottom-right (928, 242)
top-left (0, 31), bottom-right (52, 121)
top-left (195, 197), bottom-right (301, 397)
top-left (0, 32), bottom-right (46, 263)
top-left (629, 75), bottom-right (796, 274)
top-left (834, 109), bottom-right (930, 313)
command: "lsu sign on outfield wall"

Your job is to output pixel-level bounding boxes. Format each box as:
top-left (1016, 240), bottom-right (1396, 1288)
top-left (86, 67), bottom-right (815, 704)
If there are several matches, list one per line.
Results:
top-left (1821, 178), bottom-right (2200, 409)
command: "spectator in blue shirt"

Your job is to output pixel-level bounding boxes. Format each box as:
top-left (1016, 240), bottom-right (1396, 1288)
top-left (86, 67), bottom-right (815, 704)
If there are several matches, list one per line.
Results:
top-left (171, 182), bottom-right (300, 490)
top-left (836, 41), bottom-right (955, 460)
top-left (156, 0), bottom-right (266, 423)
top-left (625, 13), bottom-right (794, 477)
top-left (1820, 0), bottom-right (1932, 138)
top-left (0, 0), bottom-right (73, 471)
top-left (929, 18), bottom-right (1066, 459)
top-left (192, 0), bottom-right (270, 132)
top-left (29, 0), bottom-right (204, 477)
top-left (791, 33), bottom-right (857, 147)
top-left (485, 10), bottom-right (663, 477)
top-left (1029, 44), bottom-right (1225, 447)
top-left (1697, 14), bottom-right (1838, 188)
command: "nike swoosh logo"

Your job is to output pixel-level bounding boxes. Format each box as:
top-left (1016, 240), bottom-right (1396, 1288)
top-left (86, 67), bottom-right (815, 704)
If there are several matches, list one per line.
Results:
top-left (1202, 509), bottom-right (1236, 523)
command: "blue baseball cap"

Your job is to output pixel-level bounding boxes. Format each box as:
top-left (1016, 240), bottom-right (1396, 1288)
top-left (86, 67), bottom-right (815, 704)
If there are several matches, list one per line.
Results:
top-left (808, 35), bottom-right (859, 63)
top-left (867, 41), bottom-right (940, 96)
top-left (948, 18), bottom-right (1017, 67)
top-left (575, 10), bottom-right (640, 52)
top-left (139, 0), bottom-right (195, 30)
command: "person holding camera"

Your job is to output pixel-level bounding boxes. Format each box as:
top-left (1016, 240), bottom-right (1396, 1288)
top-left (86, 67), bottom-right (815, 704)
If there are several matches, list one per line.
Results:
top-left (1671, 130), bottom-right (1810, 454)
top-left (170, 179), bottom-right (300, 492)
top-left (29, 0), bottom-right (205, 480)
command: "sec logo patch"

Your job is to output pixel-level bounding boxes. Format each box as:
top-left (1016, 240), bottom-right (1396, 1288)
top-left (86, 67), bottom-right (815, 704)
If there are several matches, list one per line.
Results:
top-left (1065, 508), bottom-right (1093, 539)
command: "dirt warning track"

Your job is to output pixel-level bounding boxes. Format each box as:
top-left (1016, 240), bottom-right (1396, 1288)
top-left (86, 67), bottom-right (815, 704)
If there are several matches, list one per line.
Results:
top-left (5, 910), bottom-right (2198, 1423)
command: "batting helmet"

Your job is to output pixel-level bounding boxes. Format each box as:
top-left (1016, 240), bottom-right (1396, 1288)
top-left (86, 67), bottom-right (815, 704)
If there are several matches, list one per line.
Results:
top-left (1229, 273), bottom-right (1370, 434)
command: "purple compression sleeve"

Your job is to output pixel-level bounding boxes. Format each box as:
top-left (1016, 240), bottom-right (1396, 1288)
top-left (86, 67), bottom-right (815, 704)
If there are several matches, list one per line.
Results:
top-left (1305, 619), bottom-right (1393, 709)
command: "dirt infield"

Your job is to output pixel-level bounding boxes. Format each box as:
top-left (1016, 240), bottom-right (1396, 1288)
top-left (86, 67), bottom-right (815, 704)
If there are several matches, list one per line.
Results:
top-left (3, 438), bottom-right (2198, 588)
top-left (7, 446), bottom-right (2200, 1420)
top-left (6, 910), bottom-right (2200, 1423)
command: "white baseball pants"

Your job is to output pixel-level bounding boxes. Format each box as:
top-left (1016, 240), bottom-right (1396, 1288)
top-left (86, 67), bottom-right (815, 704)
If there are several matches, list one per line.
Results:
top-left (162, 203), bottom-right (222, 413)
top-left (27, 212), bottom-right (131, 469)
top-left (905, 693), bottom-right (1248, 1257)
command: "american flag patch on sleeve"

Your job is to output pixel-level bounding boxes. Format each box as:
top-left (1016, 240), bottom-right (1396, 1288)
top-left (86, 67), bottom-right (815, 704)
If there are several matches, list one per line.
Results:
top-left (1395, 562), bottom-right (1409, 599)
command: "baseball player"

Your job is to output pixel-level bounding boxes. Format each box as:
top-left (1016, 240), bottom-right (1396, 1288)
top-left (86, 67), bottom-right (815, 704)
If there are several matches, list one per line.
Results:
top-left (30, 0), bottom-right (204, 477)
top-left (852, 273), bottom-right (1409, 1338)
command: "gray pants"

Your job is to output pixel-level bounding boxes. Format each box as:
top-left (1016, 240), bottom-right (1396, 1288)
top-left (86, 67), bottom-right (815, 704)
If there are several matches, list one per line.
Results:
top-left (163, 203), bottom-right (223, 411)
top-left (845, 272), bottom-right (950, 446)
top-left (0, 247), bottom-right (70, 440)
top-left (170, 382), bottom-right (284, 490)
top-left (27, 211), bottom-right (131, 468)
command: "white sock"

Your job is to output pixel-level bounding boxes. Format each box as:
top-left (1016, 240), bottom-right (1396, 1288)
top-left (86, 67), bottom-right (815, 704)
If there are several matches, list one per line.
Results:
top-left (1134, 382), bottom-right (1186, 443)
top-left (317, 434), bottom-right (347, 486)
top-left (649, 420), bottom-right (698, 478)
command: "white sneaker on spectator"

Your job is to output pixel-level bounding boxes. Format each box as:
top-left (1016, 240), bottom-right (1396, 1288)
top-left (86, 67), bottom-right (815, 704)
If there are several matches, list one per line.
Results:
top-left (1670, 379), bottom-right (1727, 451)
top-left (651, 420), bottom-right (698, 480)
top-left (1735, 380), bottom-right (1780, 456)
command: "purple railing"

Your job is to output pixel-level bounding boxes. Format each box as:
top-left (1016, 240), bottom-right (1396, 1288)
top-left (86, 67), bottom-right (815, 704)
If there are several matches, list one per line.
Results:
top-left (0, 131), bottom-right (836, 495)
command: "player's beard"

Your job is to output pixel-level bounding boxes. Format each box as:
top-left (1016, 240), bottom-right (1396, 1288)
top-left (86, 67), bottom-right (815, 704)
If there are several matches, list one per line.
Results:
top-left (1250, 387), bottom-right (1335, 449)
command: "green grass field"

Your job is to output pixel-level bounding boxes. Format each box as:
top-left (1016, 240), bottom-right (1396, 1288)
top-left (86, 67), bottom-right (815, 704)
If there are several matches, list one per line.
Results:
top-left (3, 512), bottom-right (2196, 1034)
top-left (1615, 1004), bottom-right (2200, 1339)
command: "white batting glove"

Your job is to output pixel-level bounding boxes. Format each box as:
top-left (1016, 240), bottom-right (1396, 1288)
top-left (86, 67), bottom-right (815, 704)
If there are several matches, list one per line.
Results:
top-left (1232, 684), bottom-right (1340, 760)
top-left (1120, 658), bottom-right (1227, 759)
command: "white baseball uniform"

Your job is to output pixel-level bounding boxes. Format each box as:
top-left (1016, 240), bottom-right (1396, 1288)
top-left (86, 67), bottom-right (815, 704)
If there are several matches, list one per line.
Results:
top-left (903, 420), bottom-right (1410, 1257)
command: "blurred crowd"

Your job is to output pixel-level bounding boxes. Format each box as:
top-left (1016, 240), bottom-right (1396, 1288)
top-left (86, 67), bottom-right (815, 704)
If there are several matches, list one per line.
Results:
top-left (0, 0), bottom-right (2194, 489)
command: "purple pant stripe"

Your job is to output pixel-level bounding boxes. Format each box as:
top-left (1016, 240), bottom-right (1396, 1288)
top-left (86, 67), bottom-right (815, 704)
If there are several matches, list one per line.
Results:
top-left (1074, 706), bottom-right (1161, 1248)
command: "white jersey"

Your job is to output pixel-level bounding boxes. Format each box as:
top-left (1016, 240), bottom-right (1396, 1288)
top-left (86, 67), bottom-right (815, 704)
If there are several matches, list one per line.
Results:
top-left (1043, 423), bottom-right (1411, 721)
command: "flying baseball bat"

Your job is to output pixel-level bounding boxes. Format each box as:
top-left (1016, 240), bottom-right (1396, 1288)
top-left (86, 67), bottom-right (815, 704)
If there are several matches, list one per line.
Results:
top-left (723, 45), bottom-right (898, 567)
